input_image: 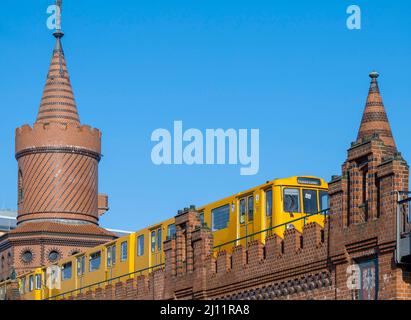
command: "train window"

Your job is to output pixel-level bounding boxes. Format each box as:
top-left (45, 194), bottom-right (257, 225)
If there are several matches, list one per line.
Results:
top-left (303, 189), bottom-right (318, 214)
top-left (248, 196), bottom-right (254, 221)
top-left (107, 245), bottom-right (116, 267)
top-left (320, 191), bottom-right (329, 211)
top-left (266, 189), bottom-right (272, 216)
top-left (89, 251), bottom-right (101, 272)
top-left (121, 241), bottom-right (128, 262)
top-left (137, 235), bottom-right (144, 256)
top-left (35, 274), bottom-right (41, 290)
top-left (61, 262), bottom-right (72, 281)
top-left (77, 256), bottom-right (85, 276)
top-left (283, 188), bottom-right (300, 213)
top-left (167, 224), bottom-right (176, 239)
top-left (29, 275), bottom-right (34, 291)
top-left (239, 199), bottom-right (246, 224)
top-left (212, 204), bottom-right (230, 231)
top-left (157, 229), bottom-right (162, 251)
top-left (151, 231), bottom-right (156, 253)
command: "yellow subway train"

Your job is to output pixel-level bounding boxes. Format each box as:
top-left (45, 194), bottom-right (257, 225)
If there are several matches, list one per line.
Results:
top-left (15, 175), bottom-right (328, 300)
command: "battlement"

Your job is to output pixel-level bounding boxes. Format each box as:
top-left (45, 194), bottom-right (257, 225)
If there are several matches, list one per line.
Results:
top-left (15, 122), bottom-right (101, 157)
top-left (208, 222), bottom-right (326, 282)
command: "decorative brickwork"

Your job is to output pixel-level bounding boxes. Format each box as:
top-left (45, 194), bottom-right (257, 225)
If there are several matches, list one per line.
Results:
top-left (0, 21), bottom-right (115, 281)
top-left (4, 72), bottom-right (406, 301)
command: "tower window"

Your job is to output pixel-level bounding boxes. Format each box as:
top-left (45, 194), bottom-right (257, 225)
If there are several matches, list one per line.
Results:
top-left (18, 169), bottom-right (24, 203)
top-left (48, 250), bottom-right (60, 262)
top-left (21, 250), bottom-right (33, 263)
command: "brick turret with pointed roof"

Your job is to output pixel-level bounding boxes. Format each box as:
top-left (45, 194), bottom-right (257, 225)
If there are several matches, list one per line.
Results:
top-left (356, 71), bottom-right (397, 152)
top-left (36, 30), bottom-right (80, 126)
top-left (0, 1), bottom-right (115, 280)
top-left (328, 71), bottom-right (408, 232)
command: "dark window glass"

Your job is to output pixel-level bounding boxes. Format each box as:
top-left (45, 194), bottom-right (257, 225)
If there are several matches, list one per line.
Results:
top-left (29, 275), bottom-right (34, 291)
top-left (266, 189), bottom-right (272, 216)
top-left (121, 241), bottom-right (128, 262)
top-left (157, 229), bottom-right (162, 251)
top-left (248, 196), bottom-right (254, 221)
top-left (62, 262), bottom-right (72, 281)
top-left (319, 190), bottom-right (329, 212)
top-left (137, 235), bottom-right (144, 256)
top-left (297, 177), bottom-right (321, 186)
top-left (35, 274), bottom-right (41, 290)
top-left (151, 231), bottom-right (156, 253)
top-left (283, 188), bottom-right (300, 213)
top-left (167, 224), bottom-right (176, 239)
top-left (303, 189), bottom-right (318, 214)
top-left (212, 204), bottom-right (230, 231)
top-left (89, 251), bottom-right (101, 272)
top-left (239, 199), bottom-right (246, 224)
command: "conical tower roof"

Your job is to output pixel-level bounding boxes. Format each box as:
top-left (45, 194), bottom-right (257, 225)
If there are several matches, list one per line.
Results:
top-left (357, 71), bottom-right (396, 150)
top-left (35, 31), bottom-right (80, 125)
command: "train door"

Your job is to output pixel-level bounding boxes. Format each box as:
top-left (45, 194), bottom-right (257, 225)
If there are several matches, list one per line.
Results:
top-left (105, 244), bottom-right (116, 280)
top-left (76, 255), bottom-right (85, 290)
top-left (150, 226), bottom-right (163, 267)
top-left (264, 188), bottom-right (273, 237)
top-left (238, 195), bottom-right (255, 246)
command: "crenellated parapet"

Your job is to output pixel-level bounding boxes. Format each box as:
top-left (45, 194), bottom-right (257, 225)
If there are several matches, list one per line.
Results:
top-left (207, 222), bottom-right (328, 287)
top-left (15, 122), bottom-right (101, 160)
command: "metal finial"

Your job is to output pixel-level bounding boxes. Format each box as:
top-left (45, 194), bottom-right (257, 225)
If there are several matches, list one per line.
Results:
top-left (52, 0), bottom-right (64, 77)
top-left (369, 71), bottom-right (380, 80)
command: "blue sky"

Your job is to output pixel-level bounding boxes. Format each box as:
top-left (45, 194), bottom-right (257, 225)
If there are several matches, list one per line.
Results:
top-left (0, 0), bottom-right (410, 231)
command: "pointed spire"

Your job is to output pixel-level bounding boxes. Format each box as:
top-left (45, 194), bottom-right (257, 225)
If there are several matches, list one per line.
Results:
top-left (356, 71), bottom-right (396, 150)
top-left (36, 0), bottom-right (80, 126)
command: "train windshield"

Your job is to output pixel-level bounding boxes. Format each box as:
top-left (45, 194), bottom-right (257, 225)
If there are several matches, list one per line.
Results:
top-left (303, 189), bottom-right (318, 214)
top-left (283, 188), bottom-right (301, 213)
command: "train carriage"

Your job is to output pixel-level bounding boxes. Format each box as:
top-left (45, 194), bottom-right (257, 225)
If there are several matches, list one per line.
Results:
top-left (12, 175), bottom-right (328, 300)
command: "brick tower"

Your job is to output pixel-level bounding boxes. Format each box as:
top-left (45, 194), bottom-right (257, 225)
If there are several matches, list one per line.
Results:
top-left (327, 72), bottom-right (410, 299)
top-left (0, 3), bottom-right (115, 280)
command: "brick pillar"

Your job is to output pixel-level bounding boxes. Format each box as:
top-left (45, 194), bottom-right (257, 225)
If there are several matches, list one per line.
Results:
top-left (191, 226), bottom-right (213, 299)
top-left (164, 238), bottom-right (176, 277)
top-left (176, 226), bottom-right (186, 276)
top-left (125, 278), bottom-right (136, 300)
top-left (5, 281), bottom-right (20, 300)
top-left (174, 206), bottom-right (201, 276)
